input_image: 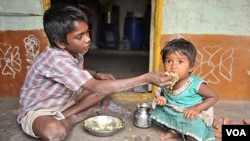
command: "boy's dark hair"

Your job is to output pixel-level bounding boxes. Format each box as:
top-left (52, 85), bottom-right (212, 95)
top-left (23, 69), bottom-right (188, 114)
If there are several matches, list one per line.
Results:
top-left (43, 4), bottom-right (88, 47)
top-left (161, 38), bottom-right (197, 67)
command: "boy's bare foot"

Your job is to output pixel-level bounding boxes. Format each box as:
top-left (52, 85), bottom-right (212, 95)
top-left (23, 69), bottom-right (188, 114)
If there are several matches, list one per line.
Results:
top-left (57, 107), bottom-right (100, 137)
top-left (69, 107), bottom-right (99, 124)
top-left (159, 131), bottom-right (180, 140)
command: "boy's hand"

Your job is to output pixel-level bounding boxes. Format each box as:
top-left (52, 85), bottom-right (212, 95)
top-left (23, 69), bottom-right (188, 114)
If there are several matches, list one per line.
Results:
top-left (149, 72), bottom-right (175, 87)
top-left (164, 72), bottom-right (179, 90)
top-left (96, 73), bottom-right (115, 80)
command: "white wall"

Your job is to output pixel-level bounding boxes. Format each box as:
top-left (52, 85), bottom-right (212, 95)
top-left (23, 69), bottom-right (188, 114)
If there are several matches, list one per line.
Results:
top-left (0, 0), bottom-right (44, 30)
top-left (162, 0), bottom-right (250, 35)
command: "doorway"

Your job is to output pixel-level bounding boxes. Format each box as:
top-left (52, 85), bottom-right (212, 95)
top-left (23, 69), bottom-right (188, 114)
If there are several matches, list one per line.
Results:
top-left (50, 0), bottom-right (152, 92)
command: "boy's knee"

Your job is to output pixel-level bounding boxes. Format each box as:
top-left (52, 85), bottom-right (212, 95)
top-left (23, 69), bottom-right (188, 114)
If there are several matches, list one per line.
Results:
top-left (42, 121), bottom-right (67, 141)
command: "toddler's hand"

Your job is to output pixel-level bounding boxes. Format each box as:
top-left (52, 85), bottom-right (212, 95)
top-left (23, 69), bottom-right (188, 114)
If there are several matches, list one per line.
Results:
top-left (183, 106), bottom-right (201, 120)
top-left (155, 96), bottom-right (167, 106)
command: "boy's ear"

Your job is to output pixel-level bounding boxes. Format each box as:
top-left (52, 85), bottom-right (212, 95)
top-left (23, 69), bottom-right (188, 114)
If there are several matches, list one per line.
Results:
top-left (55, 39), bottom-right (65, 49)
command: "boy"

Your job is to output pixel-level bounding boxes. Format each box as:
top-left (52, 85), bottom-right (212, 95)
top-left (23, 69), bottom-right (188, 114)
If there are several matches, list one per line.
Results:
top-left (17, 4), bottom-right (174, 141)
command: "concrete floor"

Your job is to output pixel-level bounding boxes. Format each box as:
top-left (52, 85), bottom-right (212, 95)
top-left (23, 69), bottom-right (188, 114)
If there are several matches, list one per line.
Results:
top-left (1, 49), bottom-right (250, 141)
top-left (1, 98), bottom-right (250, 141)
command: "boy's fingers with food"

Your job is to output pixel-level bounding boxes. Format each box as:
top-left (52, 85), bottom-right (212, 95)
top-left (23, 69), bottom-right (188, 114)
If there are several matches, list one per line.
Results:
top-left (150, 72), bottom-right (177, 87)
top-left (164, 72), bottom-right (179, 90)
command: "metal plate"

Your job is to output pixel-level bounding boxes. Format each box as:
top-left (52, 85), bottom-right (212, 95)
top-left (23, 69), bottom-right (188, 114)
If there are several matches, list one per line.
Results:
top-left (82, 115), bottom-right (125, 137)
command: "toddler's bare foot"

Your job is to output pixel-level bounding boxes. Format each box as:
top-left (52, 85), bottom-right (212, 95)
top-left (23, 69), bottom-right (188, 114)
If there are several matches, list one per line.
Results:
top-left (159, 131), bottom-right (180, 140)
top-left (213, 117), bottom-right (224, 129)
top-left (243, 119), bottom-right (250, 124)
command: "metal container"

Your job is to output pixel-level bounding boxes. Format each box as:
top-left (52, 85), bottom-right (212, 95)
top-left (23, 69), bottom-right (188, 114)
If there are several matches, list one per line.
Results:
top-left (106, 11), bottom-right (112, 24)
top-left (134, 103), bottom-right (152, 128)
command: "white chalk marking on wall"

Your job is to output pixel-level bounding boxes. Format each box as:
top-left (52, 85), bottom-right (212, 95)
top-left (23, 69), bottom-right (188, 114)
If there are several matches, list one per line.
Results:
top-left (219, 47), bottom-right (234, 82)
top-left (0, 42), bottom-right (22, 78)
top-left (194, 46), bottom-right (234, 84)
top-left (24, 35), bottom-right (40, 69)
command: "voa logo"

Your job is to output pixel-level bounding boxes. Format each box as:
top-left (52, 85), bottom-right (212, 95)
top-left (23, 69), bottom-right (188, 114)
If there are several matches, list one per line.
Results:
top-left (226, 129), bottom-right (246, 136)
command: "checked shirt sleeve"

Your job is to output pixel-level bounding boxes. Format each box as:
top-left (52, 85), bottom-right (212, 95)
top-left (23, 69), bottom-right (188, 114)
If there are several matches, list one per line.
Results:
top-left (44, 55), bottom-right (92, 91)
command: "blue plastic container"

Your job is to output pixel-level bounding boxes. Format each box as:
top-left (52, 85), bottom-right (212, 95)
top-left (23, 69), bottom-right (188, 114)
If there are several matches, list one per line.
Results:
top-left (124, 17), bottom-right (143, 50)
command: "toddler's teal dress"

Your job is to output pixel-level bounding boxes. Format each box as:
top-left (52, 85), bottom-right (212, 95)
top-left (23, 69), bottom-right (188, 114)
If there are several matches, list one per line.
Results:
top-left (150, 74), bottom-right (215, 141)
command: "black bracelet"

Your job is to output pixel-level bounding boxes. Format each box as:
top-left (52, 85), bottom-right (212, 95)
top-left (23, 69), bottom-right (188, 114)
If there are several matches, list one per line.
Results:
top-left (93, 71), bottom-right (98, 79)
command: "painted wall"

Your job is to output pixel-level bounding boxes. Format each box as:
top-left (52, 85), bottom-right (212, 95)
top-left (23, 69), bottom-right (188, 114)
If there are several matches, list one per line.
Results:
top-left (153, 0), bottom-right (250, 100)
top-left (0, 0), bottom-right (50, 97)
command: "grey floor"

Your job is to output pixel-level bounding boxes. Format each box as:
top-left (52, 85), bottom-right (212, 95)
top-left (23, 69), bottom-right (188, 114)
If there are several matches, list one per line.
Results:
top-left (1, 98), bottom-right (250, 141)
top-left (1, 49), bottom-right (250, 141)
